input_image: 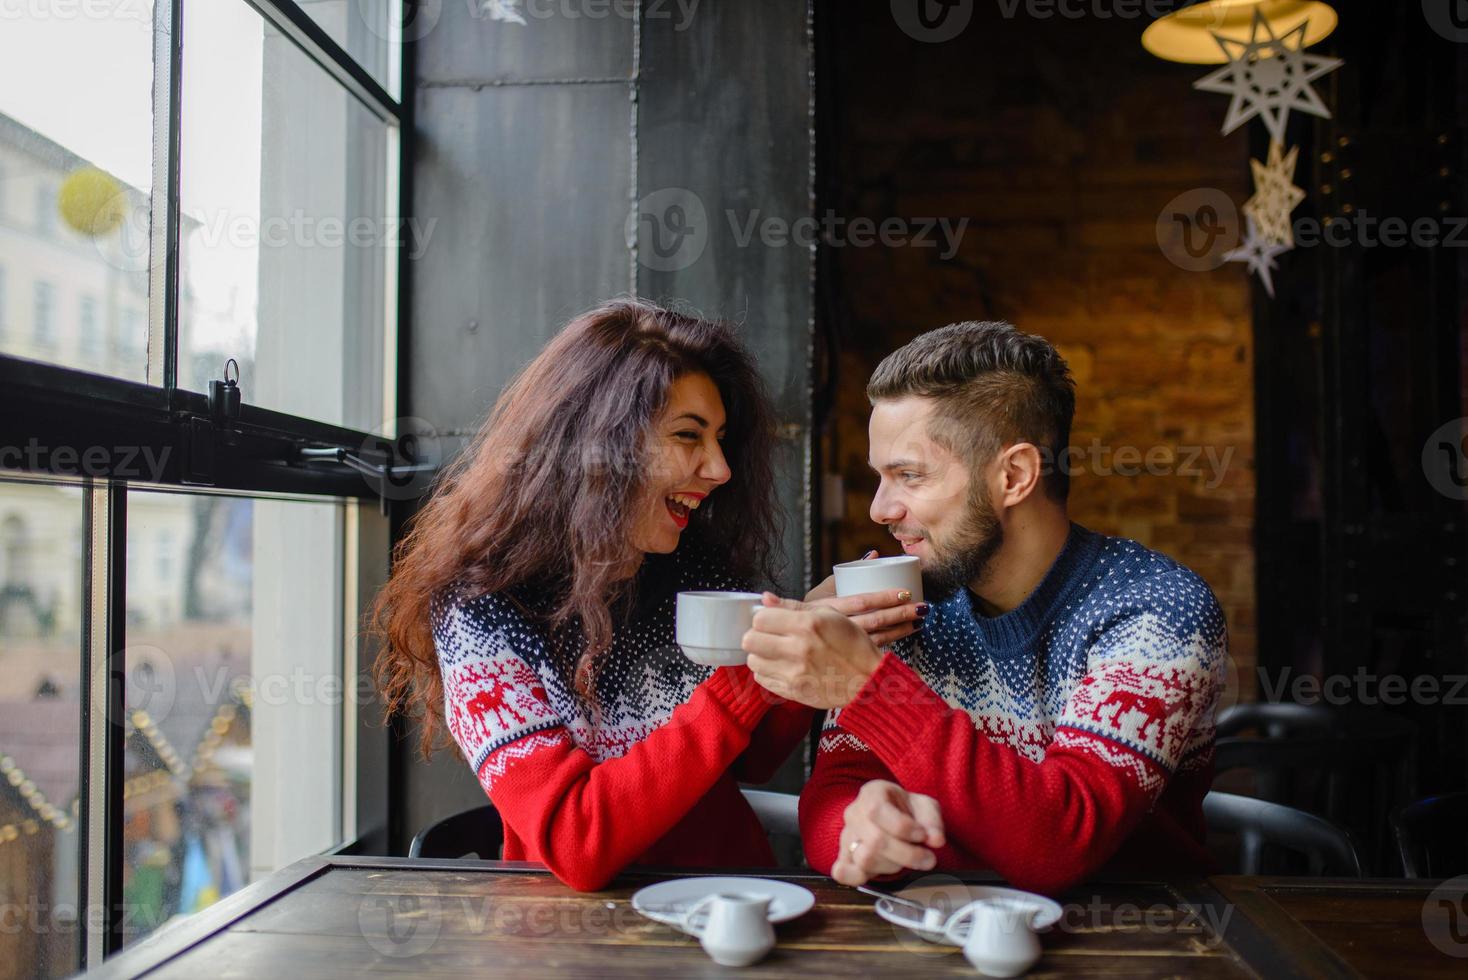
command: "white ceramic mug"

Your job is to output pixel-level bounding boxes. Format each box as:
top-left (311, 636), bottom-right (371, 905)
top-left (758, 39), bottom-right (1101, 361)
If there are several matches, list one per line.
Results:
top-left (676, 591), bottom-right (764, 667)
top-left (944, 898), bottom-right (1042, 977)
top-left (832, 554), bottom-right (923, 605)
top-left (681, 892), bottom-right (775, 967)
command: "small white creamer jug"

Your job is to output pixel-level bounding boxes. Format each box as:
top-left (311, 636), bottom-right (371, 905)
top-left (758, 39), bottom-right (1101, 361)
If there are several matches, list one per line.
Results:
top-left (945, 898), bottom-right (1043, 977)
top-left (681, 892), bottom-right (775, 967)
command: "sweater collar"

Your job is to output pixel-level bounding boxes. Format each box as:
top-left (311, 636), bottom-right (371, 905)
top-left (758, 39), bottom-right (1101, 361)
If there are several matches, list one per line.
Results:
top-left (939, 522), bottom-right (1102, 652)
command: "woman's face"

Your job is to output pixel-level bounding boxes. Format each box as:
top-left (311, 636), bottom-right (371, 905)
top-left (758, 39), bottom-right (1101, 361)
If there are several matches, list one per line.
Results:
top-left (631, 372), bottom-right (732, 555)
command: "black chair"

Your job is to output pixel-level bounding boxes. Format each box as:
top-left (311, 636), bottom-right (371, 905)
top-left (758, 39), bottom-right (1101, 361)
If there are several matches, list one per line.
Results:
top-left (1392, 792), bottom-right (1468, 879)
top-left (1212, 702), bottom-right (1417, 873)
top-left (1204, 791), bottom-right (1364, 877)
top-left (408, 802), bottom-right (503, 859)
top-left (408, 789), bottom-right (804, 864)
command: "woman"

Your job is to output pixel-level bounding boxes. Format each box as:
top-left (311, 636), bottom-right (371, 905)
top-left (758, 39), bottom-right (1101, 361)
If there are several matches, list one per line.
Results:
top-left (372, 299), bottom-right (812, 890)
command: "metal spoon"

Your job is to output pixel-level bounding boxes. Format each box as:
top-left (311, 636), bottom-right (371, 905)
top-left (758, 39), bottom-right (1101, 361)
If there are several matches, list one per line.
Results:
top-left (856, 885), bottom-right (947, 930)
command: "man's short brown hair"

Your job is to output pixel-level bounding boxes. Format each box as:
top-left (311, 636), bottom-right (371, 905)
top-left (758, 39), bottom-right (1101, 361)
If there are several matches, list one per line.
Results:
top-left (866, 321), bottom-right (1076, 502)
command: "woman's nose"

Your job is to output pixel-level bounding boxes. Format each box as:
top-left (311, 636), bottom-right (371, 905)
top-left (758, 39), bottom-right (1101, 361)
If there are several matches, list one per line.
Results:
top-left (700, 439), bottom-right (732, 485)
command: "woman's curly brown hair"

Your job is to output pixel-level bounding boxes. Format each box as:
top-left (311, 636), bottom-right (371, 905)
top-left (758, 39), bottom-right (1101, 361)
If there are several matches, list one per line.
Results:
top-left (371, 299), bottom-right (781, 758)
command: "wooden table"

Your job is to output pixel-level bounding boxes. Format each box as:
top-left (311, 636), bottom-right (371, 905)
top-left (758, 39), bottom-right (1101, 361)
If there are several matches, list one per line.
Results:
top-left (88, 856), bottom-right (1468, 978)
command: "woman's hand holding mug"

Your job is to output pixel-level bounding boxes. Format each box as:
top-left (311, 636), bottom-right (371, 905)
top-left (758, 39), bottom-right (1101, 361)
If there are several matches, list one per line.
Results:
top-left (803, 550), bottom-right (928, 648)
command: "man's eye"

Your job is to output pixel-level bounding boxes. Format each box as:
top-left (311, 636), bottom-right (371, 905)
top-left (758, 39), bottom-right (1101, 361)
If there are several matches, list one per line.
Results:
top-left (900, 472), bottom-right (920, 481)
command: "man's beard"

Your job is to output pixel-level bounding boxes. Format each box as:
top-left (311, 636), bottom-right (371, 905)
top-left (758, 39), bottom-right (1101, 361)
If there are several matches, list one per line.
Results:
top-left (912, 484), bottom-right (1004, 602)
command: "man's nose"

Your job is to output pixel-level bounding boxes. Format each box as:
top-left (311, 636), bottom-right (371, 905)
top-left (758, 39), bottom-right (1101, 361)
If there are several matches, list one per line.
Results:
top-left (870, 481), bottom-right (904, 525)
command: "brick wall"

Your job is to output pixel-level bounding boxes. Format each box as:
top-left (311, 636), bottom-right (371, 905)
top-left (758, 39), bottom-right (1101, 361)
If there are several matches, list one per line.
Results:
top-left (820, 4), bottom-right (1258, 686)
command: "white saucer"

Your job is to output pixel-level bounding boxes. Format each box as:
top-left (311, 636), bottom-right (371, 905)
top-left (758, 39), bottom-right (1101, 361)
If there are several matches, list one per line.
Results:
top-left (632, 876), bottom-right (815, 931)
top-left (873, 884), bottom-right (1063, 944)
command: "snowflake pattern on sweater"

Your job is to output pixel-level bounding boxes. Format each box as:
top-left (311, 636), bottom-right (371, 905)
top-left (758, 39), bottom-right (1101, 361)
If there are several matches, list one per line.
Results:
top-left (432, 549), bottom-right (745, 786)
top-left (820, 525), bottom-right (1227, 794)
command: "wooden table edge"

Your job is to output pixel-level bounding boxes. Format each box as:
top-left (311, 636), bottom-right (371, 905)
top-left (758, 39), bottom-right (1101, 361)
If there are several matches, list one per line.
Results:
top-left (1192, 875), bottom-right (1465, 980)
top-left (86, 856), bottom-right (334, 979)
top-left (85, 857), bottom-right (1447, 978)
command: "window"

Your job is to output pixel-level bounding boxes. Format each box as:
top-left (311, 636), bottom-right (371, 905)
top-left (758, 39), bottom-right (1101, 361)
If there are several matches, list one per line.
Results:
top-left (35, 183), bottom-right (55, 236)
top-left (117, 308), bottom-right (144, 361)
top-left (78, 295), bottom-right (99, 359)
top-left (0, 4), bottom-right (151, 381)
top-left (0, 479), bottom-right (85, 980)
top-left (298, 0), bottom-right (403, 100)
top-left (0, 1), bottom-right (405, 973)
top-left (122, 490), bottom-right (344, 945)
top-left (177, 0), bottom-right (396, 431)
top-left (33, 281), bottom-right (54, 348)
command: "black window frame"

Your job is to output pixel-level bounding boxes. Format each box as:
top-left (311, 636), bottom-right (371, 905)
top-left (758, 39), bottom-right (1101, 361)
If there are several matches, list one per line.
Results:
top-left (0, 0), bottom-right (415, 966)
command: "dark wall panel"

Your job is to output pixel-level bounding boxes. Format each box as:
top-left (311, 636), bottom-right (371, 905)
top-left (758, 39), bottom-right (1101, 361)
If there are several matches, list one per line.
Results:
top-left (401, 0), bottom-right (814, 853)
top-left (637, 0), bottom-right (815, 592)
top-left (411, 83), bottom-right (634, 448)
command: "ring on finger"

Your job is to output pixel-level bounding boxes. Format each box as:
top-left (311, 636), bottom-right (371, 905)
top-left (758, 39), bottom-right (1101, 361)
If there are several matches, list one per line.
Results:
top-left (849, 839), bottom-right (861, 856)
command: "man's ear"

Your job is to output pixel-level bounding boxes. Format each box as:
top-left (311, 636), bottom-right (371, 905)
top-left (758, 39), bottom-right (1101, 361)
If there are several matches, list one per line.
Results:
top-left (996, 442), bottom-right (1044, 508)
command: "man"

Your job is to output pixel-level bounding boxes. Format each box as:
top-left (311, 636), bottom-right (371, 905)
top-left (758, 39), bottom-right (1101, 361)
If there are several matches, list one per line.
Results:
top-left (742, 321), bottom-right (1227, 894)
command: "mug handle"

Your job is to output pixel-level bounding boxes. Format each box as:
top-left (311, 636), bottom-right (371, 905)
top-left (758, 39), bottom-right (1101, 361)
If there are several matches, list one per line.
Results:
top-left (680, 895), bottom-right (717, 938)
top-left (943, 898), bottom-right (1039, 942)
top-left (941, 899), bottom-right (991, 944)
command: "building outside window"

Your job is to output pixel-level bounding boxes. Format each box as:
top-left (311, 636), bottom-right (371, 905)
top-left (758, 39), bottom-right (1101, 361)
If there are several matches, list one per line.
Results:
top-left (32, 280), bottom-right (53, 348)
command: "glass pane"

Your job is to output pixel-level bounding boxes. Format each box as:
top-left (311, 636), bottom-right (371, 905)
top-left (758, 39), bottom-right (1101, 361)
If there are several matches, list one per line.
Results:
top-left (0, 478), bottom-right (85, 980)
top-left (0, 3), bottom-right (154, 382)
top-left (122, 490), bottom-right (345, 947)
top-left (178, 2), bottom-right (394, 432)
top-left (297, 0), bottom-right (403, 102)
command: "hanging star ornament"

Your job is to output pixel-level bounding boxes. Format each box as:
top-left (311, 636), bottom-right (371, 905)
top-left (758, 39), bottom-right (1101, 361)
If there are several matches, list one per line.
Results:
top-left (1244, 141), bottom-right (1306, 247)
top-left (1192, 9), bottom-right (1344, 144)
top-left (1225, 216), bottom-right (1291, 298)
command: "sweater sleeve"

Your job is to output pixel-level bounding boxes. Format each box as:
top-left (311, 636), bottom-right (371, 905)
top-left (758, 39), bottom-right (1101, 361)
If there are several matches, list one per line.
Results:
top-left (796, 712), bottom-right (893, 875)
top-left (831, 583), bottom-right (1226, 895)
top-left (435, 595), bottom-right (775, 891)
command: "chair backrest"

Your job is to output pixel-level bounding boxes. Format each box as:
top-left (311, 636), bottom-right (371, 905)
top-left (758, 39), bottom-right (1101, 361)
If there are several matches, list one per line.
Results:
top-left (1392, 792), bottom-right (1468, 879)
top-left (408, 803), bottom-right (503, 859)
top-left (1216, 701), bottom-right (1337, 739)
top-left (1204, 791), bottom-right (1364, 877)
top-left (1211, 703), bottom-right (1417, 873)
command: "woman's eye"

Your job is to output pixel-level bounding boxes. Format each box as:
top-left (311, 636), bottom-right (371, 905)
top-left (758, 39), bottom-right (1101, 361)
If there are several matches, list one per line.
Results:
top-left (675, 431), bottom-right (700, 442)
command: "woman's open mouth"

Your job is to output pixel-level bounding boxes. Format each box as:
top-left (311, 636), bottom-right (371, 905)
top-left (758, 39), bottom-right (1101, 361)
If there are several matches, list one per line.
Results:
top-left (664, 492), bottom-right (705, 530)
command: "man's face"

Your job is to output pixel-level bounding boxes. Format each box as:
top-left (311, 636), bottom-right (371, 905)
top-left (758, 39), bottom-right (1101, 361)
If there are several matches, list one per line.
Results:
top-left (867, 397), bottom-right (1003, 598)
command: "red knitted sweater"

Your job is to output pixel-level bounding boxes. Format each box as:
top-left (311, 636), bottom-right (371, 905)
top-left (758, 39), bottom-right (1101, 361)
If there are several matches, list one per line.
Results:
top-left (432, 552), bottom-right (812, 892)
top-left (799, 527), bottom-right (1226, 894)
